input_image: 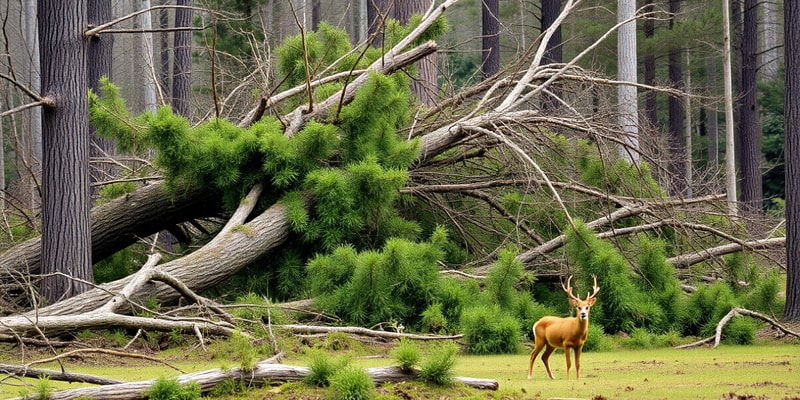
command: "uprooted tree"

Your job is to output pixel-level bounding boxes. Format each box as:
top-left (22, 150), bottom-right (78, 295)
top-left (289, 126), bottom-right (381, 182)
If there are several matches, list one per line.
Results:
top-left (0, 0), bottom-right (792, 396)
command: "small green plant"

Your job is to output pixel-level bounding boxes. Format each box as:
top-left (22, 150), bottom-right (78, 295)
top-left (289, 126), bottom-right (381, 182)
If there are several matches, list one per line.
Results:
top-left (420, 303), bottom-right (447, 333)
top-left (230, 331), bottom-right (257, 371)
top-left (390, 338), bottom-right (421, 371)
top-left (329, 365), bottom-right (375, 400)
top-left (22, 375), bottom-right (53, 400)
top-left (143, 376), bottom-right (201, 400)
top-left (418, 342), bottom-right (458, 385)
top-left (305, 351), bottom-right (350, 387)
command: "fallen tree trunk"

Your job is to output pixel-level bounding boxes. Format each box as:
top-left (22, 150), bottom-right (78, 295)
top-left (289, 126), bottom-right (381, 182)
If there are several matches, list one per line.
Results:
top-left (0, 183), bottom-right (219, 279)
top-left (7, 361), bottom-right (498, 400)
top-left (0, 364), bottom-right (123, 385)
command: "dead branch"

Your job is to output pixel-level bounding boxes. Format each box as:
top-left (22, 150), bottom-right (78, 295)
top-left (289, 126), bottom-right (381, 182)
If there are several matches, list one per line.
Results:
top-left (279, 324), bottom-right (464, 341)
top-left (667, 238), bottom-right (786, 269)
top-left (675, 307), bottom-right (800, 349)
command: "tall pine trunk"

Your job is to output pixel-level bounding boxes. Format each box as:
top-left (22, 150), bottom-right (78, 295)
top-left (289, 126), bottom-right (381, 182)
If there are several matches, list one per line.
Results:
top-left (737, 0), bottom-right (763, 215)
top-left (784, 0), bottom-right (800, 321)
top-left (667, 0), bottom-right (686, 196)
top-left (38, 0), bottom-right (93, 303)
top-left (172, 0), bottom-right (193, 118)
top-left (481, 0), bottom-right (500, 79)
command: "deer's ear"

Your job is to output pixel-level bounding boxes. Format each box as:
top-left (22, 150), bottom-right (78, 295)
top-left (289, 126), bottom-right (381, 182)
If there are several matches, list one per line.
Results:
top-left (587, 297), bottom-right (597, 306)
top-left (570, 298), bottom-right (579, 307)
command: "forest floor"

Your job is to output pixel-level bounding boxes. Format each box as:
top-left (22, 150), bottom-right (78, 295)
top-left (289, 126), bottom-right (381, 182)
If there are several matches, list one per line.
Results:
top-left (1, 325), bottom-right (799, 400)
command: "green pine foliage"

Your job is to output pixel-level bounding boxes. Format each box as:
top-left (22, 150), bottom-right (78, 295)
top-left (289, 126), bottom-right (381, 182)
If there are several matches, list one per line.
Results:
top-left (390, 338), bottom-right (422, 371)
top-left (143, 376), bottom-right (201, 400)
top-left (683, 281), bottom-right (737, 337)
top-left (565, 222), bottom-right (667, 334)
top-left (636, 236), bottom-right (685, 332)
top-left (484, 246), bottom-right (524, 310)
top-left (307, 227), bottom-right (453, 330)
top-left (329, 365), bottom-right (375, 400)
top-left (418, 342), bottom-right (458, 385)
top-left (459, 304), bottom-right (521, 355)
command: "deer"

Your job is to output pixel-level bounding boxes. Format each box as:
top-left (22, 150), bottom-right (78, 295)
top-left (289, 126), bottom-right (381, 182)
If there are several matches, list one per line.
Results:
top-left (527, 275), bottom-right (599, 380)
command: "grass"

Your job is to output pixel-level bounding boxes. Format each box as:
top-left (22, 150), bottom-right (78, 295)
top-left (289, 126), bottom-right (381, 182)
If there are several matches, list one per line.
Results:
top-left (2, 340), bottom-right (799, 399)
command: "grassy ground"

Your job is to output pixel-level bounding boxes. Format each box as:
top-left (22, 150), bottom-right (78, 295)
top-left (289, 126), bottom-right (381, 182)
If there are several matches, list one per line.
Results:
top-left (2, 336), bottom-right (799, 399)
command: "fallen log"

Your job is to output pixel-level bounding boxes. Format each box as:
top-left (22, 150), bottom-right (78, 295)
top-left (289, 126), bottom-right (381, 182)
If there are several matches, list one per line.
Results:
top-left (8, 361), bottom-right (498, 400)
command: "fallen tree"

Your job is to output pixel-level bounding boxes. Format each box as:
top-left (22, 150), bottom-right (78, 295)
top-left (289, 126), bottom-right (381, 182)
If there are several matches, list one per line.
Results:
top-left (5, 360), bottom-right (498, 400)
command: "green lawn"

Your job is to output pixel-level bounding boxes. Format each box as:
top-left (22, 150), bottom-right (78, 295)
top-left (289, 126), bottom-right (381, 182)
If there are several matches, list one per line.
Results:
top-left (2, 342), bottom-right (799, 399)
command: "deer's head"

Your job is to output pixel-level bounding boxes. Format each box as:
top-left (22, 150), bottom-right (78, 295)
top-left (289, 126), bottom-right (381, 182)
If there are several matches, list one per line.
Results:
top-left (562, 275), bottom-right (600, 321)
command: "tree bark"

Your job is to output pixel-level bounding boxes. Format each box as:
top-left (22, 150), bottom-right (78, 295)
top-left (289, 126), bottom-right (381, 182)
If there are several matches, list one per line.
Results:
top-left (38, 0), bottom-right (93, 303)
top-left (0, 183), bottom-right (220, 287)
top-left (7, 363), bottom-right (497, 400)
top-left (540, 0), bottom-right (562, 107)
top-left (737, 0), bottom-right (763, 215)
top-left (642, 0), bottom-right (657, 130)
top-left (88, 0), bottom-right (115, 195)
top-left (784, 0), bottom-right (800, 321)
top-left (393, 0), bottom-right (437, 106)
top-left (172, 0), bottom-right (193, 118)
top-left (481, 0), bottom-right (500, 79)
top-left (667, 0), bottom-right (686, 196)
top-left (617, 0), bottom-right (639, 164)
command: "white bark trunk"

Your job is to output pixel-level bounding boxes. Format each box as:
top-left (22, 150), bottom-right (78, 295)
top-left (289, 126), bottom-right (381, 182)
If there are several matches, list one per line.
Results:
top-left (722, 0), bottom-right (737, 216)
top-left (138, 0), bottom-right (158, 112)
top-left (617, 0), bottom-right (639, 164)
top-left (761, 0), bottom-right (779, 81)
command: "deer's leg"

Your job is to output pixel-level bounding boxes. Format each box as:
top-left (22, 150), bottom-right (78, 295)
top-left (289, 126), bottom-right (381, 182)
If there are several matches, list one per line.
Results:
top-left (527, 339), bottom-right (546, 379)
top-left (541, 344), bottom-right (556, 380)
top-left (564, 346), bottom-right (573, 380)
top-left (574, 346), bottom-right (582, 380)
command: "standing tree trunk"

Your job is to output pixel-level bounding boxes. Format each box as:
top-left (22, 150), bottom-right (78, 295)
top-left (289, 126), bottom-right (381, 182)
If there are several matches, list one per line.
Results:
top-left (617, 0), bottom-right (639, 164)
top-left (88, 0), bottom-right (115, 195)
top-left (706, 57), bottom-right (719, 167)
top-left (737, 0), bottom-right (763, 215)
top-left (38, 0), bottom-right (93, 303)
top-left (392, 1), bottom-right (437, 106)
top-left (667, 0), bottom-right (686, 196)
top-left (642, 0), bottom-right (657, 130)
top-left (367, 0), bottom-right (388, 47)
top-left (481, 0), bottom-right (500, 79)
top-left (784, 0), bottom-right (800, 321)
top-left (761, 0), bottom-right (779, 82)
top-left (723, 0), bottom-right (738, 216)
top-left (540, 0), bottom-right (562, 109)
top-left (23, 0), bottom-right (42, 208)
top-left (138, 0), bottom-right (158, 113)
top-left (159, 1), bottom-right (170, 99)
top-left (172, 0), bottom-right (193, 118)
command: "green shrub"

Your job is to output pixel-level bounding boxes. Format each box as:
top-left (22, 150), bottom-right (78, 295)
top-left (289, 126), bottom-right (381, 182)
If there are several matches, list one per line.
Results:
top-left (420, 303), bottom-right (447, 333)
top-left (745, 271), bottom-right (785, 315)
top-left (329, 365), bottom-right (375, 400)
top-left (460, 304), bottom-right (521, 354)
top-left (580, 323), bottom-right (612, 352)
top-left (305, 351), bottom-right (350, 387)
top-left (683, 281), bottom-right (738, 337)
top-left (419, 342), bottom-right (458, 385)
top-left (143, 376), bottom-right (201, 400)
top-left (722, 317), bottom-right (757, 345)
top-left (390, 338), bottom-right (421, 371)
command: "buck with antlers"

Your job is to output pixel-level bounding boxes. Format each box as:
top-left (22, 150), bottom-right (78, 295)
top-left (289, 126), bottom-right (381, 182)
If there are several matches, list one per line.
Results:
top-left (527, 275), bottom-right (599, 380)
